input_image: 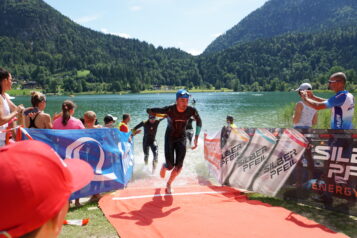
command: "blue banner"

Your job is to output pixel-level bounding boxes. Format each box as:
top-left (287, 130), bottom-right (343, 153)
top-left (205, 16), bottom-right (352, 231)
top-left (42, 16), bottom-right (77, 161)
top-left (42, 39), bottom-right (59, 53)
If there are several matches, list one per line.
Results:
top-left (24, 128), bottom-right (134, 199)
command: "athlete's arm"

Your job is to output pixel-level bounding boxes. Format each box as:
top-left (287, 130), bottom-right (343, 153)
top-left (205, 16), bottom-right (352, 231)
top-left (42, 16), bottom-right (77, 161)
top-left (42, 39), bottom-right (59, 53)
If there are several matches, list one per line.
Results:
top-left (301, 91), bottom-right (327, 110)
top-left (146, 106), bottom-right (169, 116)
top-left (309, 92), bottom-right (326, 102)
top-left (132, 121), bottom-right (144, 131)
top-left (192, 109), bottom-right (202, 150)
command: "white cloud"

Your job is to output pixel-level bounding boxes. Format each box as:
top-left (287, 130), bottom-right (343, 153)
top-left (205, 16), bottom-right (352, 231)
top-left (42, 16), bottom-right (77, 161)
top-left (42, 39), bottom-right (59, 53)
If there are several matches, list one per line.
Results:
top-left (212, 33), bottom-right (222, 38)
top-left (101, 28), bottom-right (131, 39)
top-left (75, 14), bottom-right (100, 24)
top-left (186, 48), bottom-right (202, 56)
top-left (130, 5), bottom-right (142, 11)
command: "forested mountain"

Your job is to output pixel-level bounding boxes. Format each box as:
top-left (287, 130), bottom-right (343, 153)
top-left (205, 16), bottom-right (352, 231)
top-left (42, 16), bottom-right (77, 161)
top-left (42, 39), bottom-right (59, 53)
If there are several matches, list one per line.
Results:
top-left (198, 26), bottom-right (357, 91)
top-left (204, 0), bottom-right (357, 54)
top-left (0, 0), bottom-right (202, 93)
top-left (0, 0), bottom-right (357, 93)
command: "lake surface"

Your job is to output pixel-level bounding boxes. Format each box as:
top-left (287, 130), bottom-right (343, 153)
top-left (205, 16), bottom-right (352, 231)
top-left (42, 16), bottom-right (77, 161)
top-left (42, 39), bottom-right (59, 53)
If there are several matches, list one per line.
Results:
top-left (13, 92), bottom-right (334, 181)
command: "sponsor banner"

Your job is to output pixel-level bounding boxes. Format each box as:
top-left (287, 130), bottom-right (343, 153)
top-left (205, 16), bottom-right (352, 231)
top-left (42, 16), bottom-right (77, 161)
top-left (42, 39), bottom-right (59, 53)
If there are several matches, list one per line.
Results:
top-left (228, 128), bottom-right (277, 190)
top-left (252, 129), bottom-right (308, 196)
top-left (219, 127), bottom-right (250, 184)
top-left (204, 127), bottom-right (357, 215)
top-left (24, 128), bottom-right (134, 199)
top-left (204, 130), bottom-right (221, 182)
top-left (281, 129), bottom-right (357, 216)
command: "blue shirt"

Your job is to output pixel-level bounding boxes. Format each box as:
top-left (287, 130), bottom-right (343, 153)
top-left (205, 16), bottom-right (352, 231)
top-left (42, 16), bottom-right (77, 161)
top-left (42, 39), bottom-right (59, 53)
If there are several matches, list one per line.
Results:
top-left (324, 90), bottom-right (354, 129)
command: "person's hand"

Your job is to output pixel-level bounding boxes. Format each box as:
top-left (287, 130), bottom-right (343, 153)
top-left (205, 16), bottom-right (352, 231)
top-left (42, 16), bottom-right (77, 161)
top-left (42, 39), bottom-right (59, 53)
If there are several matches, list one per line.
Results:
top-left (191, 136), bottom-right (198, 150)
top-left (16, 105), bottom-right (24, 115)
top-left (53, 112), bottom-right (62, 121)
top-left (134, 129), bottom-right (142, 135)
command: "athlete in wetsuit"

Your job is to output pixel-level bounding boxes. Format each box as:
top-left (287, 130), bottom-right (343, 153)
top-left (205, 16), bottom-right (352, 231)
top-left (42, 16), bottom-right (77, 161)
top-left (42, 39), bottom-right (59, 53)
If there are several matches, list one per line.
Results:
top-left (147, 89), bottom-right (202, 193)
top-left (133, 115), bottom-right (165, 172)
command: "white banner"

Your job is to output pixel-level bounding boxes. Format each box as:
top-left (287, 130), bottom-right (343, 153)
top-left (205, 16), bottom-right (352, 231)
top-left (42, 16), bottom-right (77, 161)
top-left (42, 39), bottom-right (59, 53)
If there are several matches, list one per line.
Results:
top-left (219, 128), bottom-right (250, 184)
top-left (252, 129), bottom-right (308, 196)
top-left (228, 128), bottom-right (277, 190)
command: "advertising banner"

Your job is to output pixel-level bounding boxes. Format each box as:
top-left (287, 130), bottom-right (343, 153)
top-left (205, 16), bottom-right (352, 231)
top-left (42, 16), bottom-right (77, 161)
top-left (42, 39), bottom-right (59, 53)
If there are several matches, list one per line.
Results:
top-left (204, 128), bottom-right (357, 215)
top-left (252, 129), bottom-right (308, 196)
top-left (228, 128), bottom-right (277, 190)
top-left (24, 128), bottom-right (134, 199)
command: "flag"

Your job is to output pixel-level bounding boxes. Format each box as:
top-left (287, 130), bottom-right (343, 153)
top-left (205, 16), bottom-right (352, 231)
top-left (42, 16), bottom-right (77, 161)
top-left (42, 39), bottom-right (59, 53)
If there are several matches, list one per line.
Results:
top-left (24, 128), bottom-right (134, 199)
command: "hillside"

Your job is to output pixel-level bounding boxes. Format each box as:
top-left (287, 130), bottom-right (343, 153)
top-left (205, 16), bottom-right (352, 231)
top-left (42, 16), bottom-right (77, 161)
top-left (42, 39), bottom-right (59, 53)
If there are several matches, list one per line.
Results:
top-left (199, 25), bottom-right (357, 91)
top-left (0, 0), bottom-right (202, 93)
top-left (204, 0), bottom-right (357, 54)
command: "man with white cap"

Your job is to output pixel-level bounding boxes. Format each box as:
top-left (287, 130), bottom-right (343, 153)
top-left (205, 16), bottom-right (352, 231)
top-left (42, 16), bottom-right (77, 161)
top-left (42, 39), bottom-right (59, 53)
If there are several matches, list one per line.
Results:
top-left (292, 82), bottom-right (318, 129)
top-left (0, 140), bottom-right (93, 238)
top-left (300, 72), bottom-right (354, 129)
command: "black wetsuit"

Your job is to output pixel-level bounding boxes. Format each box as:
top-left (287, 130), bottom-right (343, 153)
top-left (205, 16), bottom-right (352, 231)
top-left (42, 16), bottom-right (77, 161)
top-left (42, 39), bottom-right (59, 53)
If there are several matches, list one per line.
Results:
top-left (186, 117), bottom-right (194, 145)
top-left (133, 119), bottom-right (164, 164)
top-left (147, 105), bottom-right (202, 170)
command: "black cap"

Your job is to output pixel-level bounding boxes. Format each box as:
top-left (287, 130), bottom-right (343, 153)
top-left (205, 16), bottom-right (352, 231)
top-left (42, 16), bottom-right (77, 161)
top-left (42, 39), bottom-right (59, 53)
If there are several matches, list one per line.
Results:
top-left (226, 115), bottom-right (234, 122)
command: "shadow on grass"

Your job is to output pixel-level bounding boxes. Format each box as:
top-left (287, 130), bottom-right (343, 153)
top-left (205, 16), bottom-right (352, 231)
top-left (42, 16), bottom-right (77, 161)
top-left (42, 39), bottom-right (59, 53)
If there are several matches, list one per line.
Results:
top-left (248, 193), bottom-right (357, 238)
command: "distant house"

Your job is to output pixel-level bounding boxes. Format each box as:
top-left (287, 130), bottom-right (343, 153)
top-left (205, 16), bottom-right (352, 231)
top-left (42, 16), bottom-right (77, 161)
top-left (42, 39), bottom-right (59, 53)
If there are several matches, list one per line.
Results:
top-left (152, 85), bottom-right (161, 90)
top-left (22, 81), bottom-right (37, 89)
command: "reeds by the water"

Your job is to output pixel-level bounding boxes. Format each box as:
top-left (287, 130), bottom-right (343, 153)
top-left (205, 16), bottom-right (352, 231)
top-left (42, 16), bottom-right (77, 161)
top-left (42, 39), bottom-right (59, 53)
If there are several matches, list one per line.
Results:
top-left (278, 102), bottom-right (357, 129)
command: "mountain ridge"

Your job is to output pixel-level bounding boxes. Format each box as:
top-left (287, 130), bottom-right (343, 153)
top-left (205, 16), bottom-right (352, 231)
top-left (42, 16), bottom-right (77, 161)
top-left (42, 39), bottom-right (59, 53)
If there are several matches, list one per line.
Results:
top-left (204, 0), bottom-right (357, 54)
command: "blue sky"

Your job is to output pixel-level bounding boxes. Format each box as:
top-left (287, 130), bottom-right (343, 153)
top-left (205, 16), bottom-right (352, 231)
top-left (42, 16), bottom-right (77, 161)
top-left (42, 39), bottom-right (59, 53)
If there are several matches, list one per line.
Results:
top-left (44, 0), bottom-right (268, 55)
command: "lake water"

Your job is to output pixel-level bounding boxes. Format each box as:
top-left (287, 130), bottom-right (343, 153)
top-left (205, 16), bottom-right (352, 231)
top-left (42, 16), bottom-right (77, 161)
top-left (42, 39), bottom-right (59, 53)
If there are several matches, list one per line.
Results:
top-left (13, 92), bottom-right (334, 183)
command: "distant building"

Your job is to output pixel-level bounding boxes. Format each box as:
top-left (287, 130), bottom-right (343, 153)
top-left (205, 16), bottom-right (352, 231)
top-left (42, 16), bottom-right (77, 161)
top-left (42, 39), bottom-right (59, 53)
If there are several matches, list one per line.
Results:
top-left (22, 81), bottom-right (38, 89)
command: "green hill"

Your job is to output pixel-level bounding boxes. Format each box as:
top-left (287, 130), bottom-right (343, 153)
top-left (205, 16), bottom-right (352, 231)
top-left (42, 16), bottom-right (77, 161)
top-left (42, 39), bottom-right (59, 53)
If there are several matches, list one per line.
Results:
top-left (0, 0), bottom-right (202, 93)
top-left (204, 0), bottom-right (357, 54)
top-left (1, 0), bottom-right (357, 93)
top-left (198, 26), bottom-right (357, 91)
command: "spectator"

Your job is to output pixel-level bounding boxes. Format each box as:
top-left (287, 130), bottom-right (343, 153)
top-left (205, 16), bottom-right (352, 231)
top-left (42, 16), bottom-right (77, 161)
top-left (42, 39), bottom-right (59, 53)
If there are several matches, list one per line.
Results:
top-left (83, 111), bottom-right (102, 129)
top-left (53, 100), bottom-right (85, 130)
top-left (292, 83), bottom-right (318, 129)
top-left (24, 91), bottom-right (52, 129)
top-left (119, 113), bottom-right (131, 132)
top-left (103, 114), bottom-right (117, 128)
top-left (301, 72), bottom-right (354, 129)
top-left (0, 68), bottom-right (24, 147)
top-left (53, 100), bottom-right (84, 207)
top-left (0, 140), bottom-right (93, 238)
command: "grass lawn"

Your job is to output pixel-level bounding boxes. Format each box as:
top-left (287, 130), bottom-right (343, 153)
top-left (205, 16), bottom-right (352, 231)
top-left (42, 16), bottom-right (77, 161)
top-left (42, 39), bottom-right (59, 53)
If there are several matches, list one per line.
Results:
top-left (60, 200), bottom-right (118, 238)
top-left (59, 192), bottom-right (356, 238)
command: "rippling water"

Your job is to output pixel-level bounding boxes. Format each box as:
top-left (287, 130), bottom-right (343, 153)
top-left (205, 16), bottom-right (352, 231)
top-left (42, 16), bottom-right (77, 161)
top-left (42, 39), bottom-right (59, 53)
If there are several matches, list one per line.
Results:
top-left (13, 91), bottom-right (334, 183)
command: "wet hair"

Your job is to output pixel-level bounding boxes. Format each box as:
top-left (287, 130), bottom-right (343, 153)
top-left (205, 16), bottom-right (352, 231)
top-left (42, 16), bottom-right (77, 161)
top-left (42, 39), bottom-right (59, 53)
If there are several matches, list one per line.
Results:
top-left (61, 100), bottom-right (75, 126)
top-left (0, 68), bottom-right (10, 94)
top-left (84, 111), bottom-right (97, 123)
top-left (330, 72), bottom-right (347, 84)
top-left (30, 91), bottom-right (46, 107)
top-left (123, 113), bottom-right (130, 121)
top-left (227, 115), bottom-right (234, 123)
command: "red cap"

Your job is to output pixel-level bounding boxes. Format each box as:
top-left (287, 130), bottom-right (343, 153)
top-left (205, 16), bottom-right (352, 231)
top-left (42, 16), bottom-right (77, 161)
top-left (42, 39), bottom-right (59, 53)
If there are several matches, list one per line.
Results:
top-left (0, 140), bottom-right (93, 238)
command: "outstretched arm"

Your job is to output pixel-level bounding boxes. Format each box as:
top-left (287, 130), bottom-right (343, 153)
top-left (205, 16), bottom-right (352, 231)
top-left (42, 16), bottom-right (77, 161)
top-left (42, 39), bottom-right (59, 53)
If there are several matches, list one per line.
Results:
top-left (300, 91), bottom-right (327, 110)
top-left (147, 106), bottom-right (169, 116)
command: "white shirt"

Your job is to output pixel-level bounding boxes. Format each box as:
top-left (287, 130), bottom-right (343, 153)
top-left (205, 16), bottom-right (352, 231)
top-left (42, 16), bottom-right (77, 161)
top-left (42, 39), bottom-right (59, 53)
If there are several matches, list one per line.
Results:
top-left (293, 101), bottom-right (316, 128)
top-left (0, 94), bottom-right (11, 146)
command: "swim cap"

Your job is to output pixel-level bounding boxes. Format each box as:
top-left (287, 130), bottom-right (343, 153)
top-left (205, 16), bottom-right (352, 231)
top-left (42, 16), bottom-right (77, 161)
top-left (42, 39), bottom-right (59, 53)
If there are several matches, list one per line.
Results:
top-left (176, 89), bottom-right (190, 99)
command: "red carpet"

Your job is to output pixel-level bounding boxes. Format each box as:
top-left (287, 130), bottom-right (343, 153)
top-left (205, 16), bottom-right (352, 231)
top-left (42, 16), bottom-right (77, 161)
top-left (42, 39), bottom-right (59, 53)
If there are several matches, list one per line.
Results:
top-left (99, 181), bottom-right (347, 238)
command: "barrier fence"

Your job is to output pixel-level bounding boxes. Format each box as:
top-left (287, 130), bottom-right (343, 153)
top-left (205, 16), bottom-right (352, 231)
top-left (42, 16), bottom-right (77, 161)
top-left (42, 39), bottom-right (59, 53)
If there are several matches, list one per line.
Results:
top-left (204, 127), bottom-right (357, 216)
